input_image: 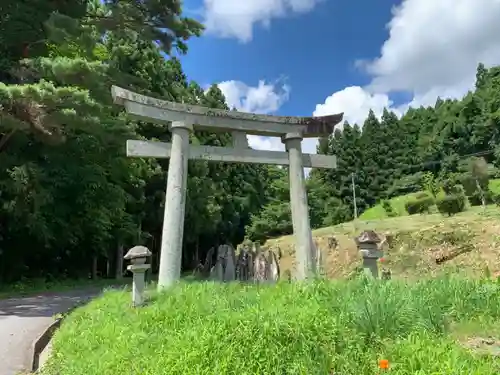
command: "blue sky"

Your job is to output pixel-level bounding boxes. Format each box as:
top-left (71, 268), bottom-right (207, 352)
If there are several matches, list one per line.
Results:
top-left (181, 0), bottom-right (400, 116)
top-left (175, 0), bottom-right (500, 153)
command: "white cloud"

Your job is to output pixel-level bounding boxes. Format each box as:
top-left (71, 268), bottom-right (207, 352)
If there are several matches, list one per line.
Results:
top-left (306, 86), bottom-right (396, 155)
top-left (203, 0), bottom-right (323, 42)
top-left (217, 79), bottom-right (321, 157)
top-left (363, 0), bottom-right (500, 99)
top-left (218, 79), bottom-right (290, 115)
top-left (246, 136), bottom-right (284, 152)
top-left (217, 79), bottom-right (289, 152)
top-left (316, 0), bottom-right (500, 131)
top-left (313, 86), bottom-right (396, 126)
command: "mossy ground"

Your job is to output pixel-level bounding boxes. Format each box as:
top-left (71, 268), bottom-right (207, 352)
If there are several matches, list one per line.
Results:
top-left (41, 278), bottom-right (500, 375)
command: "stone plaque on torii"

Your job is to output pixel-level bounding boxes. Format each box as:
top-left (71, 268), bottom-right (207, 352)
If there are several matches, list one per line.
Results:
top-left (111, 86), bottom-right (343, 290)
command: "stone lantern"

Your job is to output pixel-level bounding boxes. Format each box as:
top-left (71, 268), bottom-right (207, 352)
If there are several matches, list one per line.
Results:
top-left (355, 230), bottom-right (383, 278)
top-left (124, 245), bottom-right (152, 307)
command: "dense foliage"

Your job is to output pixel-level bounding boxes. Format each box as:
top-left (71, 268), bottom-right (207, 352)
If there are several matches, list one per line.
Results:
top-left (0, 0), bottom-right (271, 282)
top-left (436, 194), bottom-right (467, 216)
top-left (2, 1), bottom-right (500, 282)
top-left (404, 194), bottom-right (434, 215)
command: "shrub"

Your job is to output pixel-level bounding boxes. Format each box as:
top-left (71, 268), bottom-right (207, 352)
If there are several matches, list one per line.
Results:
top-left (442, 179), bottom-right (463, 195)
top-left (415, 191), bottom-right (430, 199)
top-left (493, 192), bottom-right (500, 206)
top-left (468, 189), bottom-right (493, 206)
top-left (381, 199), bottom-right (396, 217)
top-left (450, 184), bottom-right (465, 195)
top-left (405, 195), bottom-right (434, 215)
top-left (422, 172), bottom-right (440, 197)
top-left (436, 194), bottom-right (467, 216)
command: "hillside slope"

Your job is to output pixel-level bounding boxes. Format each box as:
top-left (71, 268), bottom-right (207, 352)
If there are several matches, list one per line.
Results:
top-left (359, 179), bottom-right (500, 220)
top-left (266, 206), bottom-right (500, 280)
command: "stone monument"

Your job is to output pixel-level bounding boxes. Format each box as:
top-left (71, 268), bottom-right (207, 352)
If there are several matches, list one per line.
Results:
top-left (355, 230), bottom-right (383, 278)
top-left (124, 245), bottom-right (152, 306)
top-left (111, 86), bottom-right (343, 290)
top-left (210, 244), bottom-right (237, 282)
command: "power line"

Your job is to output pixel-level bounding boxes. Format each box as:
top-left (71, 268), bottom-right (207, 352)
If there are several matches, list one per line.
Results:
top-left (318, 148), bottom-right (497, 176)
top-left (316, 148), bottom-right (498, 201)
top-left (401, 149), bottom-right (496, 171)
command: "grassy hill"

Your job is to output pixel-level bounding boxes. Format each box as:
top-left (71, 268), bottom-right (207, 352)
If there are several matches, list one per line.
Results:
top-left (359, 178), bottom-right (500, 220)
top-left (267, 204), bottom-right (500, 281)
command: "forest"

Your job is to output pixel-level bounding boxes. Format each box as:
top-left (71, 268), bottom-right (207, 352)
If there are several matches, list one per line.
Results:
top-left (1, 0), bottom-right (499, 283)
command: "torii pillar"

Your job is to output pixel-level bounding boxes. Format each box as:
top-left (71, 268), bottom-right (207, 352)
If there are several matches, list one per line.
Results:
top-left (282, 132), bottom-right (314, 279)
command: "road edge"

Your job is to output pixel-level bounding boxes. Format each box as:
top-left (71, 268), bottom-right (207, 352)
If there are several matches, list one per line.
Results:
top-left (30, 318), bottom-right (63, 372)
top-left (27, 285), bottom-right (124, 373)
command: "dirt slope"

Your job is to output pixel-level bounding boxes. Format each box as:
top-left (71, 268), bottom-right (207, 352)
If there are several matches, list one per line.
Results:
top-left (265, 206), bottom-right (500, 280)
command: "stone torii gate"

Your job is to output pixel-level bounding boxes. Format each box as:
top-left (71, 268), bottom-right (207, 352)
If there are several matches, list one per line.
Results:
top-left (111, 86), bottom-right (343, 290)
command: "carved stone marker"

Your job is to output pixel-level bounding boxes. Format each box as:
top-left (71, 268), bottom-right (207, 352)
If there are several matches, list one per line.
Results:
top-left (210, 244), bottom-right (237, 282)
top-left (124, 245), bottom-right (152, 307)
top-left (253, 249), bottom-right (280, 284)
top-left (266, 250), bottom-right (280, 282)
top-left (111, 86), bottom-right (343, 289)
top-left (355, 230), bottom-right (383, 278)
top-left (313, 241), bottom-right (324, 275)
top-left (195, 246), bottom-right (215, 279)
top-left (236, 246), bottom-right (254, 281)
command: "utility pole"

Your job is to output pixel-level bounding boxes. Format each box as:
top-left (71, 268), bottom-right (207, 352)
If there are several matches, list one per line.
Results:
top-left (351, 172), bottom-right (358, 219)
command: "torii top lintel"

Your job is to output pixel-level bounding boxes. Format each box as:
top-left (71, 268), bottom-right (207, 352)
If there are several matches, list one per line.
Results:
top-left (112, 86), bottom-right (343, 138)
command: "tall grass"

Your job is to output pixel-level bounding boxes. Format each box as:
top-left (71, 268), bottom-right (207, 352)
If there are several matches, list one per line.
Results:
top-left (42, 277), bottom-right (500, 375)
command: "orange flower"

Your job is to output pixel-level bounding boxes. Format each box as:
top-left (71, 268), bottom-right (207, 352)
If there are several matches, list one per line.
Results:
top-left (379, 359), bottom-right (389, 369)
top-left (379, 257), bottom-right (385, 262)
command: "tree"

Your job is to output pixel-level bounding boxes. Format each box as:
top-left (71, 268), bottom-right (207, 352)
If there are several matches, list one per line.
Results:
top-left (246, 168), bottom-right (290, 242)
top-left (306, 63), bottom-right (500, 222)
top-left (1, 0), bottom-right (203, 148)
top-left (459, 156), bottom-right (491, 207)
top-left (0, 0), bottom-right (205, 281)
top-left (360, 110), bottom-right (389, 204)
top-left (0, 0), bottom-right (88, 83)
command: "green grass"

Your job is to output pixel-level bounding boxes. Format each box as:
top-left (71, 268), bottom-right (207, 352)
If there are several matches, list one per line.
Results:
top-left (41, 277), bottom-right (500, 375)
top-left (359, 178), bottom-right (500, 221)
top-left (359, 192), bottom-right (420, 220)
top-left (0, 277), bottom-right (131, 299)
top-left (489, 178), bottom-right (500, 194)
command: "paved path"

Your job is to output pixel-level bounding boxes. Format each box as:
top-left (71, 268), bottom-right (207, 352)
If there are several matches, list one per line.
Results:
top-left (0, 289), bottom-right (104, 375)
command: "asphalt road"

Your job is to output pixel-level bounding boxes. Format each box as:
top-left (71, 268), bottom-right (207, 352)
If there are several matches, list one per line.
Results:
top-left (0, 289), bottom-right (102, 375)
